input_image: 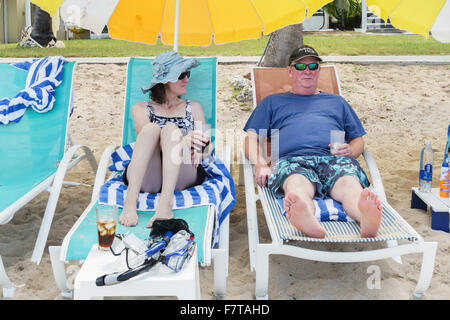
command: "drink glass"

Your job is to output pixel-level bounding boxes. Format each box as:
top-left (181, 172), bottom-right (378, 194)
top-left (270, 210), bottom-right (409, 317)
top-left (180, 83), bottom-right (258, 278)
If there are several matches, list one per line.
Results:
top-left (194, 121), bottom-right (211, 152)
top-left (330, 130), bottom-right (345, 155)
top-left (96, 205), bottom-right (118, 251)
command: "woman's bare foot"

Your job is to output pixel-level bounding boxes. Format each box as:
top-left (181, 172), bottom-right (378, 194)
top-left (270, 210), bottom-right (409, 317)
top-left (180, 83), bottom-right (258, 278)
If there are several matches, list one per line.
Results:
top-left (358, 188), bottom-right (382, 237)
top-left (147, 202), bottom-right (174, 228)
top-left (119, 204), bottom-right (139, 227)
top-left (284, 192), bottom-right (326, 238)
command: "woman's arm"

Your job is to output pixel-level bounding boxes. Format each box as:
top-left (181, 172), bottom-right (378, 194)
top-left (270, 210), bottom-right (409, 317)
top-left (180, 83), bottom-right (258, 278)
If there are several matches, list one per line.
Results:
top-left (189, 100), bottom-right (212, 156)
top-left (131, 102), bottom-right (151, 135)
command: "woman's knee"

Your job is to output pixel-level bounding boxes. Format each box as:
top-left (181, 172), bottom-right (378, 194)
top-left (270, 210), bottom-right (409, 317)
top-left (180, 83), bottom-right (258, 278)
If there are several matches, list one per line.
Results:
top-left (161, 123), bottom-right (183, 141)
top-left (138, 122), bottom-right (161, 139)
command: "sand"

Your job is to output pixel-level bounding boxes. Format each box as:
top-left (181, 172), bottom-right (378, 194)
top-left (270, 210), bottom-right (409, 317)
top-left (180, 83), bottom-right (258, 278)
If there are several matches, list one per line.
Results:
top-left (1, 62), bottom-right (449, 300)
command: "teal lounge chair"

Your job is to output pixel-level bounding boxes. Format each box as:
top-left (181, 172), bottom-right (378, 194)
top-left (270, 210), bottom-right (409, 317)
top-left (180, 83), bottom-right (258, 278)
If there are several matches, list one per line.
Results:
top-left (0, 60), bottom-right (97, 298)
top-left (50, 57), bottom-right (232, 299)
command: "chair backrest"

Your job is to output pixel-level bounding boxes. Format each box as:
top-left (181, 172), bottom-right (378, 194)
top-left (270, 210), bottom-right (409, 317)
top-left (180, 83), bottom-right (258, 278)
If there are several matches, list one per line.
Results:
top-left (251, 65), bottom-right (341, 107)
top-left (122, 57), bottom-right (217, 147)
top-left (0, 61), bottom-right (75, 182)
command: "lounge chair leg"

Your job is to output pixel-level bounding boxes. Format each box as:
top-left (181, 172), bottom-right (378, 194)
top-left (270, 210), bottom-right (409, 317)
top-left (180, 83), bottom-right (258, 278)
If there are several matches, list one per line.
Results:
top-left (255, 244), bottom-right (270, 300)
top-left (386, 240), bottom-right (402, 264)
top-left (238, 163), bottom-right (245, 186)
top-left (413, 242), bottom-right (438, 298)
top-left (49, 246), bottom-right (73, 299)
top-left (195, 258), bottom-right (201, 299)
top-left (213, 248), bottom-right (227, 297)
top-left (243, 154), bottom-right (260, 272)
top-left (31, 185), bottom-right (61, 264)
top-left (0, 255), bottom-right (21, 298)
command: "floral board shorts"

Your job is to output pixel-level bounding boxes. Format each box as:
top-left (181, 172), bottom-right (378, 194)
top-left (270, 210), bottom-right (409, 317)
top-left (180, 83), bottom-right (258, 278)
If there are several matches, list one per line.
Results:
top-left (267, 156), bottom-right (370, 199)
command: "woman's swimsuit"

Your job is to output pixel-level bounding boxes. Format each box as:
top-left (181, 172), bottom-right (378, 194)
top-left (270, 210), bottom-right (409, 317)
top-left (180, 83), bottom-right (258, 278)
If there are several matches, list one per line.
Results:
top-left (123, 99), bottom-right (207, 186)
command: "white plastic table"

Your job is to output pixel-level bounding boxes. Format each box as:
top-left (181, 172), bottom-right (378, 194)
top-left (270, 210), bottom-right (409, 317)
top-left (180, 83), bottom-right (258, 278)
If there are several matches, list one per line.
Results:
top-left (411, 187), bottom-right (450, 232)
top-left (73, 244), bottom-right (201, 300)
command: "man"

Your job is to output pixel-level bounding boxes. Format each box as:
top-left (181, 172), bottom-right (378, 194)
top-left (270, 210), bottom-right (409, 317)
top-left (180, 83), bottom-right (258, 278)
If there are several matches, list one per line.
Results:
top-left (244, 45), bottom-right (382, 238)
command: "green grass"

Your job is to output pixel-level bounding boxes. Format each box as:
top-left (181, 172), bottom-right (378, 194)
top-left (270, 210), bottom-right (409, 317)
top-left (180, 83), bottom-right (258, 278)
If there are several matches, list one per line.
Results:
top-left (1, 32), bottom-right (449, 57)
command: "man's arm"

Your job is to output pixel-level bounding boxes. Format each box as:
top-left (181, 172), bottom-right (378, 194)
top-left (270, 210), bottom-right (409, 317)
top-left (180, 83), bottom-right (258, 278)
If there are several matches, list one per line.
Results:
top-left (244, 131), bottom-right (272, 186)
top-left (348, 136), bottom-right (365, 158)
top-left (332, 136), bottom-right (365, 158)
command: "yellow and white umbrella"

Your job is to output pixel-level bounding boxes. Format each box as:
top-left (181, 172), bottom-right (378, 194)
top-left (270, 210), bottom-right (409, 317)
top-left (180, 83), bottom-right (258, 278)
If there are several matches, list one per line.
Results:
top-left (30, 0), bottom-right (333, 50)
top-left (366, 0), bottom-right (450, 42)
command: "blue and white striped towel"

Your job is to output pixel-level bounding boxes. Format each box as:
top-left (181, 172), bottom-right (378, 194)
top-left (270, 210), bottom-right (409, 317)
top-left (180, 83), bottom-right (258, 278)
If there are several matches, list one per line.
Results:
top-left (99, 143), bottom-right (237, 247)
top-left (276, 196), bottom-right (355, 222)
top-left (0, 56), bottom-right (65, 125)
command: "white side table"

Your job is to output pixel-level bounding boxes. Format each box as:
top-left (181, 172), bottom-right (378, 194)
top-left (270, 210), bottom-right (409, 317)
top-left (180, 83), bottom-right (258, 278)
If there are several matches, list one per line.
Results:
top-left (73, 244), bottom-right (201, 300)
top-left (411, 187), bottom-right (450, 232)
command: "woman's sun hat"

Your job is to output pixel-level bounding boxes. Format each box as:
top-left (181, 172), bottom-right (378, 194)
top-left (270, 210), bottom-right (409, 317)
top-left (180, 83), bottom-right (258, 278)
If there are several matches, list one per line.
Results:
top-left (141, 51), bottom-right (201, 94)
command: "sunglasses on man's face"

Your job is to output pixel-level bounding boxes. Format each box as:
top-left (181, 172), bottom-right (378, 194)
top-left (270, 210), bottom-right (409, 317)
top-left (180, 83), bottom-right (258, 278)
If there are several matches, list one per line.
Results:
top-left (292, 63), bottom-right (319, 71)
top-left (178, 71), bottom-right (191, 80)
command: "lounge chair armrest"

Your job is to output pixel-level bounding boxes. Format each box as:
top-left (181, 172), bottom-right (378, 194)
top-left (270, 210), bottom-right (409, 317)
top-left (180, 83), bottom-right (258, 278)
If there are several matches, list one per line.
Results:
top-left (362, 148), bottom-right (387, 202)
top-left (91, 144), bottom-right (120, 202)
top-left (221, 144), bottom-right (232, 171)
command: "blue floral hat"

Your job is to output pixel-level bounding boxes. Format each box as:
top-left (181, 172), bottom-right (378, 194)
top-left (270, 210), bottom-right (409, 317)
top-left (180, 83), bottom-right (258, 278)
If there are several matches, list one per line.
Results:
top-left (141, 51), bottom-right (201, 94)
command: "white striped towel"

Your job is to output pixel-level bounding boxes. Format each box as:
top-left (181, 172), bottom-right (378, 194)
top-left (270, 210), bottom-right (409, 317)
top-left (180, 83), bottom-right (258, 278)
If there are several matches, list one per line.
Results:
top-left (0, 56), bottom-right (65, 125)
top-left (276, 196), bottom-right (355, 222)
top-left (99, 143), bottom-right (237, 248)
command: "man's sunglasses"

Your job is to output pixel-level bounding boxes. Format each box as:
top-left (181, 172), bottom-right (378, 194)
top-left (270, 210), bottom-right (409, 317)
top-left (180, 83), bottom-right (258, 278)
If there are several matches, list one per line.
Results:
top-left (178, 71), bottom-right (191, 80)
top-left (292, 63), bottom-right (319, 71)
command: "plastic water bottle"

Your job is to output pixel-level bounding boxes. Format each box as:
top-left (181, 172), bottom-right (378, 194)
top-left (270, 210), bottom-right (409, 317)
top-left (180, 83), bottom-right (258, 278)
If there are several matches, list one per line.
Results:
top-left (419, 140), bottom-right (434, 192)
top-left (440, 160), bottom-right (449, 198)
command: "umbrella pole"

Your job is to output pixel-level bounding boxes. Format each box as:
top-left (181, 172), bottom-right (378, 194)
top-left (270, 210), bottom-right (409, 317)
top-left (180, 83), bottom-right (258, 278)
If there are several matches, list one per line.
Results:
top-left (173, 0), bottom-right (180, 52)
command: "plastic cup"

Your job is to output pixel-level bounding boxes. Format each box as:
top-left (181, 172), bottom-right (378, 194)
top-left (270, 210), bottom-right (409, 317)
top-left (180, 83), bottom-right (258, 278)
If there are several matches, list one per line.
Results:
top-left (96, 205), bottom-right (118, 251)
top-left (330, 130), bottom-right (345, 155)
top-left (194, 121), bottom-right (211, 152)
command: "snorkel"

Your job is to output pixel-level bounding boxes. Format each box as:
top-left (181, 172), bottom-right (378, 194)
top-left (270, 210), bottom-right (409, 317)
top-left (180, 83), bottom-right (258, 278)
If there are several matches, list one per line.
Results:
top-left (145, 231), bottom-right (173, 258)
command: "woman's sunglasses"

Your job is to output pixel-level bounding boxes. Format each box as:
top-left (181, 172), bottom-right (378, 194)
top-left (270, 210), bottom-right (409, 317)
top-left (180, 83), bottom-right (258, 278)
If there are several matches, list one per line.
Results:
top-left (178, 71), bottom-right (191, 80)
top-left (292, 63), bottom-right (319, 71)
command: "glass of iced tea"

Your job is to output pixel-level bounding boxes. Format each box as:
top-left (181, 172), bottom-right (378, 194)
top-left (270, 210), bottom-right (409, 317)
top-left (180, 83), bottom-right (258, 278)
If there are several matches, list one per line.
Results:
top-left (96, 205), bottom-right (118, 251)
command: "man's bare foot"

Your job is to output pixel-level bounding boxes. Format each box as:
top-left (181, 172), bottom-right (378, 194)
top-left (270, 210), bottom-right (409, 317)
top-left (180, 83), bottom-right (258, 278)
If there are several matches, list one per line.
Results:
top-left (147, 203), bottom-right (174, 228)
top-left (358, 188), bottom-right (382, 237)
top-left (284, 192), bottom-right (326, 238)
top-left (119, 205), bottom-right (139, 227)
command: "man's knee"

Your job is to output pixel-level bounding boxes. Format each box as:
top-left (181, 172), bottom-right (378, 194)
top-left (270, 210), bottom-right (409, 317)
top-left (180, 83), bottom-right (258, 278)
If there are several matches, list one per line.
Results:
top-left (283, 174), bottom-right (315, 197)
top-left (334, 175), bottom-right (360, 189)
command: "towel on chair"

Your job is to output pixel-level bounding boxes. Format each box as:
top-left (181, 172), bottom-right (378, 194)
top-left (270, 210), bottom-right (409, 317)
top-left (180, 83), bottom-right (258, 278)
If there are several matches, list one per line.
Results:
top-left (99, 143), bottom-right (236, 247)
top-left (0, 56), bottom-right (65, 125)
top-left (276, 197), bottom-right (355, 222)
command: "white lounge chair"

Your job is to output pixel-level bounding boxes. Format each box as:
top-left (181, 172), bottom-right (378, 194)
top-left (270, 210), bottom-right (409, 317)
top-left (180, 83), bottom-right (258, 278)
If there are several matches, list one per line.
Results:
top-left (241, 65), bottom-right (438, 299)
top-left (0, 59), bottom-right (97, 298)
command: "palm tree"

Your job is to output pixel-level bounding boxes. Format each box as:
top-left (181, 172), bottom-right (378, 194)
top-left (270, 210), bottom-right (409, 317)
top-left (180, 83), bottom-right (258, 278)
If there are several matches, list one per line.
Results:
top-left (324, 0), bottom-right (361, 30)
top-left (260, 23), bottom-right (303, 67)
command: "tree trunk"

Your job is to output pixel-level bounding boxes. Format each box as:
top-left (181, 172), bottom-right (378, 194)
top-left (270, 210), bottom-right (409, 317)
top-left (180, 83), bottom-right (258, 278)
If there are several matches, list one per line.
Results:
top-left (260, 23), bottom-right (303, 67)
top-left (30, 6), bottom-right (56, 46)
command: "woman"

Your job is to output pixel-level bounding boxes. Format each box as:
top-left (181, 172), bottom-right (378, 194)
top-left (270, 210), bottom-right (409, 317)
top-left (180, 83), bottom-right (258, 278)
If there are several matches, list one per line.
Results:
top-left (120, 51), bottom-right (211, 228)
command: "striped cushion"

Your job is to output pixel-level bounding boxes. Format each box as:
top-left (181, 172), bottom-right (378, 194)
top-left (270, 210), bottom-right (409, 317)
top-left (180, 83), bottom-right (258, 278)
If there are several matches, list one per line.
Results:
top-left (262, 187), bottom-right (417, 243)
top-left (276, 197), bottom-right (355, 222)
